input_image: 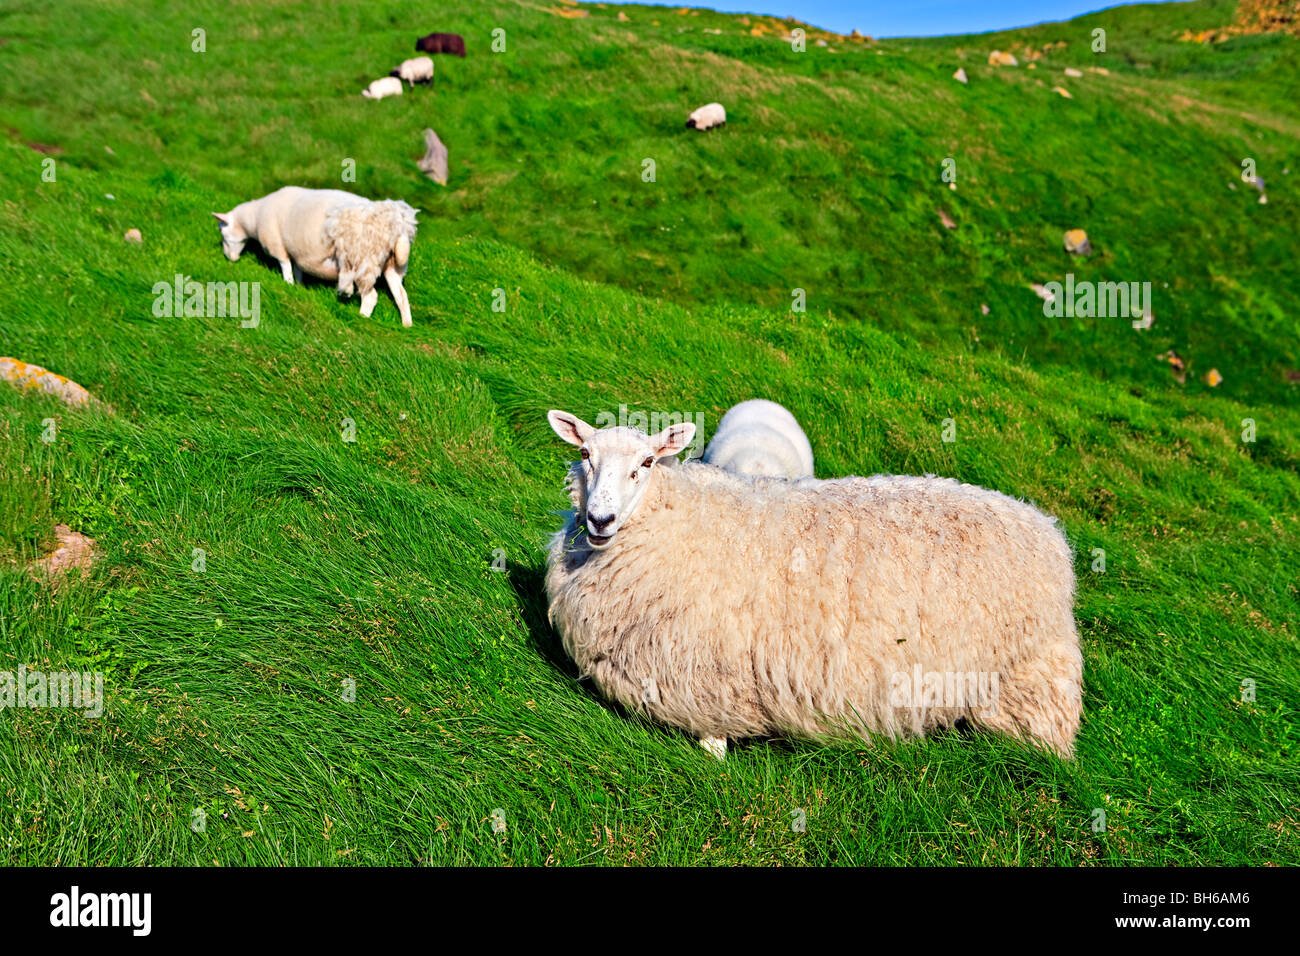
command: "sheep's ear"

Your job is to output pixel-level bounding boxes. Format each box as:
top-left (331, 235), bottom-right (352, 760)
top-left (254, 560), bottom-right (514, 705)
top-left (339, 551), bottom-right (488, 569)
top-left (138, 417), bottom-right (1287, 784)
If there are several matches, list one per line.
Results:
top-left (548, 410), bottom-right (595, 446)
top-left (651, 422), bottom-right (696, 458)
top-left (212, 212), bottom-right (231, 226)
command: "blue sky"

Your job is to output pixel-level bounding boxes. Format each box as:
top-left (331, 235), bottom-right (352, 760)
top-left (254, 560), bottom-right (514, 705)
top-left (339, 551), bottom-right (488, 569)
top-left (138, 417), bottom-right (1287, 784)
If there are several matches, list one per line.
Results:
top-left (619, 1), bottom-right (1143, 37)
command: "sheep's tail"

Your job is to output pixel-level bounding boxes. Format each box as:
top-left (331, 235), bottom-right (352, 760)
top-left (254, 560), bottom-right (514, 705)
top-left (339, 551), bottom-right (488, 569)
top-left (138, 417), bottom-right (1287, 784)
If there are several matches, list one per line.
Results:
top-left (323, 200), bottom-right (418, 297)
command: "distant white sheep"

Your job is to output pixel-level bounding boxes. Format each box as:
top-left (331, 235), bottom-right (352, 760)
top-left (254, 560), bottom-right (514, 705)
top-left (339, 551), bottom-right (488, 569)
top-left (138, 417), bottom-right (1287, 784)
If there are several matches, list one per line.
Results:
top-left (545, 410), bottom-right (1083, 760)
top-left (362, 76), bottom-right (404, 100)
top-left (391, 56), bottom-right (434, 88)
top-left (213, 186), bottom-right (417, 326)
top-left (703, 399), bottom-right (814, 480)
top-left (686, 102), bottom-right (726, 131)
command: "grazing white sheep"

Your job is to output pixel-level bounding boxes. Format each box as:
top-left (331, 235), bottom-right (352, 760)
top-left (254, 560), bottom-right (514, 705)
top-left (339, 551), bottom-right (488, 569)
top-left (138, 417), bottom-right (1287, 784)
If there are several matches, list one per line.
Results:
top-left (391, 56), bottom-right (434, 88)
top-left (544, 411), bottom-right (1083, 760)
top-left (212, 187), bottom-right (417, 326)
top-left (686, 102), bottom-right (726, 131)
top-left (362, 76), bottom-right (404, 100)
top-left (704, 399), bottom-right (814, 480)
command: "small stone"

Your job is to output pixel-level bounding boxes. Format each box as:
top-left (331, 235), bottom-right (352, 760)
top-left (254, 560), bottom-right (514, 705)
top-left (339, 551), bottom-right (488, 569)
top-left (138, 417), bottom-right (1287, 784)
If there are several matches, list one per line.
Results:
top-left (1063, 228), bottom-right (1091, 255)
top-left (618, 10), bottom-right (629, 20)
top-left (1031, 283), bottom-right (1056, 303)
top-left (1053, 86), bottom-right (1073, 98)
top-left (980, 303), bottom-right (990, 315)
top-left (1204, 368), bottom-right (1223, 387)
top-left (1259, 194), bottom-right (1268, 204)
top-left (948, 181), bottom-right (957, 190)
top-left (988, 50), bottom-right (1018, 66)
top-left (1064, 67), bottom-right (1083, 77)
top-left (953, 67), bottom-right (968, 83)
top-left (1088, 66), bottom-right (1109, 75)
top-left (938, 209), bottom-right (956, 229)
top-left (124, 228), bottom-right (142, 243)
top-left (1159, 350), bottom-right (1187, 384)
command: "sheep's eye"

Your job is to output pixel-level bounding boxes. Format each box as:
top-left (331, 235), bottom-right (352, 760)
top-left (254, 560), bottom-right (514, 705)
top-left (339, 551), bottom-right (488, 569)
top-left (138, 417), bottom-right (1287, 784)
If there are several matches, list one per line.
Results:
top-left (580, 448), bottom-right (590, 460)
top-left (642, 457), bottom-right (654, 468)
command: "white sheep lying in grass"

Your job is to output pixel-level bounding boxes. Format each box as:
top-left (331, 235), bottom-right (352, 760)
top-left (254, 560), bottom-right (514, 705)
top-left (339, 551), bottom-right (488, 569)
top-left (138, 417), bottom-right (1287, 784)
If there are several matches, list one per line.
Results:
top-left (703, 399), bottom-right (814, 480)
top-left (686, 102), bottom-right (726, 130)
top-left (362, 76), bottom-right (404, 99)
top-left (391, 56), bottom-right (434, 88)
top-left (545, 410), bottom-right (1082, 760)
top-left (213, 186), bottom-right (417, 326)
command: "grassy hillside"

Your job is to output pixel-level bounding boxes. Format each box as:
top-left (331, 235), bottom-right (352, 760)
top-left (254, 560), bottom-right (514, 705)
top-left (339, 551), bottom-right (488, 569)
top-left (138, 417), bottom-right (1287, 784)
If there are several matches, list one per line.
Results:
top-left (0, 0), bottom-right (1296, 865)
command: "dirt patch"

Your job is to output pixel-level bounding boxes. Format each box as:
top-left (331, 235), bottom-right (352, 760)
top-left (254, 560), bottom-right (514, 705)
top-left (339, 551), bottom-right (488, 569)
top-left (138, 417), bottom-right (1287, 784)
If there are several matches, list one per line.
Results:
top-left (5, 126), bottom-right (63, 155)
top-left (1181, 1), bottom-right (1300, 42)
top-left (32, 524), bottom-right (97, 586)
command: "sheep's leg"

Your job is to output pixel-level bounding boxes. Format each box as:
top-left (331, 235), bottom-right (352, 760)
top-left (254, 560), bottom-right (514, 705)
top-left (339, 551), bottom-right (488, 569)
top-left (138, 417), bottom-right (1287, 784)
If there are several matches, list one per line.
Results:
top-left (384, 263), bottom-right (413, 328)
top-left (292, 264), bottom-right (303, 285)
top-left (699, 736), bottom-right (727, 760)
top-left (359, 287), bottom-right (379, 318)
top-left (278, 260), bottom-right (294, 284)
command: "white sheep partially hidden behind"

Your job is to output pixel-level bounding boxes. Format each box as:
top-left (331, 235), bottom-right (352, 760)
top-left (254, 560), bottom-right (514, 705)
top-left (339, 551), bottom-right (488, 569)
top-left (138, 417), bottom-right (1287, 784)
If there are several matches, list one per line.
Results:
top-left (362, 76), bottom-right (404, 100)
top-left (213, 186), bottom-right (417, 326)
top-left (704, 399), bottom-right (814, 480)
top-left (686, 102), bottom-right (726, 130)
top-left (545, 410), bottom-right (1083, 760)
top-left (391, 56), bottom-right (434, 88)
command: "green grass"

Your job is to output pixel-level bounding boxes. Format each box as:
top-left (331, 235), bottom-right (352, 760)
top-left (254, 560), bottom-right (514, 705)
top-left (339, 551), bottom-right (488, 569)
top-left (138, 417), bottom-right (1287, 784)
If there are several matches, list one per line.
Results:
top-left (0, 0), bottom-right (1296, 865)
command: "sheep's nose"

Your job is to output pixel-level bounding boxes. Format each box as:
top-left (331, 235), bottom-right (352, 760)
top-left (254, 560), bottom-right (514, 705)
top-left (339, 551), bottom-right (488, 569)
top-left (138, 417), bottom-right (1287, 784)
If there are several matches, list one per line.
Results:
top-left (587, 513), bottom-right (615, 533)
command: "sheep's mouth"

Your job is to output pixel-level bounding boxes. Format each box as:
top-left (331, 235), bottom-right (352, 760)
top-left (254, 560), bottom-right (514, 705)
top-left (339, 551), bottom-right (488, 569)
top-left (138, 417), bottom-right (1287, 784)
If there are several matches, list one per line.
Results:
top-left (586, 532), bottom-right (613, 548)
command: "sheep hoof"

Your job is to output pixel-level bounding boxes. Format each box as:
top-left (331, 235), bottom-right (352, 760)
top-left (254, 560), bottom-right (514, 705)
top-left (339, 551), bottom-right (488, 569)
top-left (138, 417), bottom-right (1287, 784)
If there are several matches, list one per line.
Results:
top-left (359, 290), bottom-right (379, 318)
top-left (699, 736), bottom-right (727, 760)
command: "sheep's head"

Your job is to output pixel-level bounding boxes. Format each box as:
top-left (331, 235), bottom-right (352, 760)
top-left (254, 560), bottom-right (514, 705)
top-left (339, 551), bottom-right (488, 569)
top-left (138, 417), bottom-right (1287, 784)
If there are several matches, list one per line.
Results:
top-left (548, 410), bottom-right (695, 550)
top-left (212, 212), bottom-right (246, 261)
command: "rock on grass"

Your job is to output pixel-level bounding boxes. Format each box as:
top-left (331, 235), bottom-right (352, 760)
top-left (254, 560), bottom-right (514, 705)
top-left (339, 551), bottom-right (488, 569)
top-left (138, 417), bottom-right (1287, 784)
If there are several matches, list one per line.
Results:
top-left (31, 524), bottom-right (96, 587)
top-left (0, 356), bottom-right (103, 408)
